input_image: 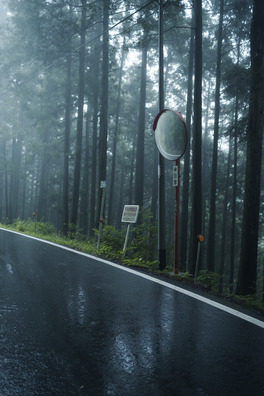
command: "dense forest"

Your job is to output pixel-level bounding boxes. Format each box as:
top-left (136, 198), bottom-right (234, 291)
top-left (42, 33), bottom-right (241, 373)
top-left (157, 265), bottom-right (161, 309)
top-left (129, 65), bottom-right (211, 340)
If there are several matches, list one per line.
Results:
top-left (0, 0), bottom-right (263, 297)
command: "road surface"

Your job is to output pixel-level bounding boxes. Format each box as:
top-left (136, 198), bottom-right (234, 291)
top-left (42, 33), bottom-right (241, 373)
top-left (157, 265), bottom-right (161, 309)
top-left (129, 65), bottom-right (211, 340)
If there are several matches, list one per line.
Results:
top-left (0, 228), bottom-right (264, 395)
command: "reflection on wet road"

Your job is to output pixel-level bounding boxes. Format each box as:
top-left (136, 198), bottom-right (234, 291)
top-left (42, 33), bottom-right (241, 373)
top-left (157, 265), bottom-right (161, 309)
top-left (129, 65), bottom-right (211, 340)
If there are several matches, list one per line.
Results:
top-left (0, 229), bottom-right (264, 395)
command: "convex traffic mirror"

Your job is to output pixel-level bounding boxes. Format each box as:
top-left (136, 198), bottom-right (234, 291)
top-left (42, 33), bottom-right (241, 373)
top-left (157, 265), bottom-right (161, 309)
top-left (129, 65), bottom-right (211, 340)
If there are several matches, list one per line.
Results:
top-left (153, 109), bottom-right (187, 161)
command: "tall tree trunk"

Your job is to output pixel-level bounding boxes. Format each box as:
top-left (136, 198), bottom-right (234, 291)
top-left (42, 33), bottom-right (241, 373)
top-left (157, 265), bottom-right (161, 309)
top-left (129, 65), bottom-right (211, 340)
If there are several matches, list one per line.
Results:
top-left (108, 41), bottom-right (125, 225)
top-left (21, 161), bottom-right (25, 219)
top-left (189, 0), bottom-right (203, 275)
top-left (230, 40), bottom-right (241, 293)
top-left (236, 0), bottom-right (264, 295)
top-left (97, 0), bottom-right (109, 224)
top-left (89, 43), bottom-right (100, 235)
top-left (219, 135), bottom-right (231, 293)
top-left (134, 42), bottom-right (148, 211)
top-left (129, 134), bottom-right (136, 204)
top-left (70, 0), bottom-right (86, 227)
top-left (63, 54), bottom-right (72, 236)
top-left (80, 111), bottom-right (90, 234)
top-left (117, 167), bottom-right (125, 230)
top-left (9, 131), bottom-right (22, 222)
top-left (180, 9), bottom-right (194, 270)
top-left (151, 148), bottom-right (158, 221)
top-left (38, 129), bottom-right (48, 220)
top-left (207, 0), bottom-right (224, 272)
top-left (4, 138), bottom-right (8, 220)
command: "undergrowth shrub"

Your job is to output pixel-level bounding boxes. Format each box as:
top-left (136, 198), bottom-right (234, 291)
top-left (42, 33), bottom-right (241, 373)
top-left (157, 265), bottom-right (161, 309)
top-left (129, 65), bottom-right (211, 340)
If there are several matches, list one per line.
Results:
top-left (128, 208), bottom-right (157, 262)
top-left (196, 270), bottom-right (220, 293)
top-left (94, 225), bottom-right (124, 261)
top-left (12, 218), bottom-right (56, 235)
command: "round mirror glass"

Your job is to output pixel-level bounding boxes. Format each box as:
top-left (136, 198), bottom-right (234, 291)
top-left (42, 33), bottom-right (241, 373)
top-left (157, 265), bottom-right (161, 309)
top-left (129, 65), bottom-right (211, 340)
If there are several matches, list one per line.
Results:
top-left (154, 109), bottom-right (187, 161)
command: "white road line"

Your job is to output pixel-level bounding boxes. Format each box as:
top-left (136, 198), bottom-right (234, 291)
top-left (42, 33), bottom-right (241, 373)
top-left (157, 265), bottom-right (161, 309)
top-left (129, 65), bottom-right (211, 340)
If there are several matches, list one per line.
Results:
top-left (1, 227), bottom-right (264, 329)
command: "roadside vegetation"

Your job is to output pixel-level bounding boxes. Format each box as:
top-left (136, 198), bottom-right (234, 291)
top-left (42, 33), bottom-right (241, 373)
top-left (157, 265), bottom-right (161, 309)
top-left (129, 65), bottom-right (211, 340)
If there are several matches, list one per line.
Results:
top-left (1, 214), bottom-right (263, 317)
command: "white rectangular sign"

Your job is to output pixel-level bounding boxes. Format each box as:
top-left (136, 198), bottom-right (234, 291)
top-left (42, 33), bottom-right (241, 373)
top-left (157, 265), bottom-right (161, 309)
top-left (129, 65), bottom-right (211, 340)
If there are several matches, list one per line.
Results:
top-left (121, 205), bottom-right (140, 223)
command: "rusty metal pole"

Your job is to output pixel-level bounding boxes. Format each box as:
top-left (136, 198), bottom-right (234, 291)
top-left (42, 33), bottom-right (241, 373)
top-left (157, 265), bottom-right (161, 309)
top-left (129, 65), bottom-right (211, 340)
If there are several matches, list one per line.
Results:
top-left (174, 159), bottom-right (180, 274)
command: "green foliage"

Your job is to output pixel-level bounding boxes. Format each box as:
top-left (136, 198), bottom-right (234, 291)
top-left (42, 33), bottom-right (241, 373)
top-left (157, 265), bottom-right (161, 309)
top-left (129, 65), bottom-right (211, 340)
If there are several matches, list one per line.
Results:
top-left (93, 211), bottom-right (158, 268)
top-left (13, 219), bottom-right (27, 232)
top-left (178, 272), bottom-right (194, 282)
top-left (67, 223), bottom-right (84, 240)
top-left (10, 218), bottom-right (56, 236)
top-left (101, 225), bottom-right (124, 251)
top-left (94, 225), bottom-right (124, 261)
top-left (128, 208), bottom-right (158, 262)
top-left (196, 270), bottom-right (220, 293)
top-left (123, 257), bottom-right (159, 271)
top-left (35, 221), bottom-right (57, 235)
top-left (230, 293), bottom-right (264, 314)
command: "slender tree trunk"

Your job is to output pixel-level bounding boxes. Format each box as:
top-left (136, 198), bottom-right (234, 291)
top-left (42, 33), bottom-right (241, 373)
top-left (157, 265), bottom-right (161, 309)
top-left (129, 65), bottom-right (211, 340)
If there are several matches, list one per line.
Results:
top-left (151, 148), bottom-right (158, 221)
top-left (71, 0), bottom-right (86, 227)
top-left (189, 0), bottom-right (203, 274)
top-left (4, 141), bottom-right (8, 220)
top-left (207, 0), bottom-right (224, 272)
top-left (21, 159), bottom-right (26, 219)
top-left (202, 78), bottom-right (212, 241)
top-left (108, 41), bottom-right (125, 225)
top-left (80, 111), bottom-right (90, 234)
top-left (63, 54), bottom-right (72, 236)
top-left (38, 128), bottom-right (48, 220)
top-left (1, 136), bottom-right (9, 220)
top-left (230, 41), bottom-right (241, 293)
top-left (9, 131), bottom-right (22, 222)
top-left (129, 133), bottom-right (136, 203)
top-left (97, 0), bottom-right (109, 225)
top-left (236, 0), bottom-right (264, 295)
top-left (219, 135), bottom-right (231, 293)
top-left (89, 44), bottom-right (100, 235)
top-left (180, 10), bottom-right (194, 270)
top-left (135, 42), bottom-right (147, 211)
top-left (117, 167), bottom-right (125, 230)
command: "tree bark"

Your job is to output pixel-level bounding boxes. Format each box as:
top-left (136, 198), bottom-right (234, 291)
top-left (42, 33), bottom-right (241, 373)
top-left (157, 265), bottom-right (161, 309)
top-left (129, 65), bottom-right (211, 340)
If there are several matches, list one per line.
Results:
top-left (108, 41), bottom-right (125, 225)
top-left (219, 136), bottom-right (231, 293)
top-left (134, 42), bottom-right (147, 211)
top-left (80, 111), bottom-right (90, 235)
top-left (89, 43), bottom-right (100, 235)
top-left (63, 54), bottom-right (72, 236)
top-left (97, 0), bottom-right (109, 225)
top-left (189, 0), bottom-right (203, 275)
top-left (236, 0), bottom-right (264, 295)
top-left (70, 0), bottom-right (86, 227)
top-left (180, 9), bottom-right (194, 270)
top-left (207, 0), bottom-right (224, 272)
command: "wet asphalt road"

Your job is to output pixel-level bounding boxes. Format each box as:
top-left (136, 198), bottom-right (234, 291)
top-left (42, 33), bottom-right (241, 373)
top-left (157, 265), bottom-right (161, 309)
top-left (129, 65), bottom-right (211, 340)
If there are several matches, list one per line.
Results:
top-left (0, 229), bottom-right (264, 396)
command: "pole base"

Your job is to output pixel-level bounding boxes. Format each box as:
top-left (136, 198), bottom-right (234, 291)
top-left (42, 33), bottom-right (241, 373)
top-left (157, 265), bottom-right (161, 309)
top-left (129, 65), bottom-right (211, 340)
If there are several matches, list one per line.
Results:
top-left (159, 249), bottom-right (166, 270)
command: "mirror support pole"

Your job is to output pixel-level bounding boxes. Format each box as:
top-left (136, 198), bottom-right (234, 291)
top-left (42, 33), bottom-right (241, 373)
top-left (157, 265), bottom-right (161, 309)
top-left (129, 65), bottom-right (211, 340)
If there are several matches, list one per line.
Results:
top-left (174, 159), bottom-right (180, 274)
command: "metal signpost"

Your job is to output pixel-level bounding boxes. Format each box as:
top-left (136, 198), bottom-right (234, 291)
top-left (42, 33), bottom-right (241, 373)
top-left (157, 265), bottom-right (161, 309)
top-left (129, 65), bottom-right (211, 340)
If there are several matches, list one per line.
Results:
top-left (121, 205), bottom-right (140, 254)
top-left (153, 109), bottom-right (188, 274)
top-left (97, 181), bottom-right (106, 251)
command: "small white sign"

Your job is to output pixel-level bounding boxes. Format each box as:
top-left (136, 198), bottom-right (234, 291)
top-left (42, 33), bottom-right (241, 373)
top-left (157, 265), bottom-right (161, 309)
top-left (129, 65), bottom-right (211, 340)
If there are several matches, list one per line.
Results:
top-left (100, 180), bottom-right (106, 188)
top-left (121, 205), bottom-right (140, 223)
top-left (173, 165), bottom-right (178, 187)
